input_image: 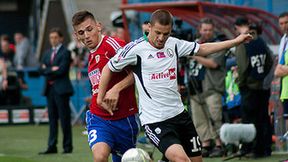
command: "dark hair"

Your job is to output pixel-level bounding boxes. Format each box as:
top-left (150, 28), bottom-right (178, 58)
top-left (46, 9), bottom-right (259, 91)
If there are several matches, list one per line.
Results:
top-left (150, 9), bottom-right (173, 27)
top-left (72, 10), bottom-right (95, 26)
top-left (249, 23), bottom-right (262, 35)
top-left (279, 12), bottom-right (288, 19)
top-left (234, 16), bottom-right (249, 26)
top-left (0, 34), bottom-right (10, 42)
top-left (49, 27), bottom-right (63, 37)
top-left (143, 20), bottom-right (150, 25)
top-left (200, 18), bottom-right (214, 26)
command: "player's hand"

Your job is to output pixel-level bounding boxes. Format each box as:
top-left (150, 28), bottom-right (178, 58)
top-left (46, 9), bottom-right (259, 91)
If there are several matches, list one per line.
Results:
top-left (41, 64), bottom-right (46, 69)
top-left (98, 99), bottom-right (114, 116)
top-left (103, 87), bottom-right (119, 112)
top-left (235, 33), bottom-right (253, 44)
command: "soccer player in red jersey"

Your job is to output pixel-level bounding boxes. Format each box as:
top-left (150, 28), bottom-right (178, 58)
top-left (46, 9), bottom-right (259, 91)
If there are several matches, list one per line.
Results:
top-left (72, 11), bottom-right (138, 162)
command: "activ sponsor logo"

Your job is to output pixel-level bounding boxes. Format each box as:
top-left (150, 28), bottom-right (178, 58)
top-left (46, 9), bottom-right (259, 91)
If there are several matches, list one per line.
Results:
top-left (150, 68), bottom-right (176, 80)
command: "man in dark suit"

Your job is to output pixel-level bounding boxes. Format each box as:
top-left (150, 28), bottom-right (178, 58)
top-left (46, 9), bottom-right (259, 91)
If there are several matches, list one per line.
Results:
top-left (39, 28), bottom-right (74, 154)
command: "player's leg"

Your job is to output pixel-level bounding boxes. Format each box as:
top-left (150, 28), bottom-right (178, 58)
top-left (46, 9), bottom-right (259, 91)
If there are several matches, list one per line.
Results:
top-left (144, 111), bottom-right (194, 162)
top-left (177, 111), bottom-right (202, 162)
top-left (92, 142), bottom-right (111, 162)
top-left (165, 144), bottom-right (191, 162)
top-left (112, 114), bottom-right (139, 162)
top-left (86, 111), bottom-right (114, 162)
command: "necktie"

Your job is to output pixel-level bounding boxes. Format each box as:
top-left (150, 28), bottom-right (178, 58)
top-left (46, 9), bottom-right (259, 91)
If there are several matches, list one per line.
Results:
top-left (282, 37), bottom-right (288, 55)
top-left (50, 49), bottom-right (57, 64)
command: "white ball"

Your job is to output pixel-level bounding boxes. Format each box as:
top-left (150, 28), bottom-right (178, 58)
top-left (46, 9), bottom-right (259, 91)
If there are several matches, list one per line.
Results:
top-left (121, 148), bottom-right (151, 162)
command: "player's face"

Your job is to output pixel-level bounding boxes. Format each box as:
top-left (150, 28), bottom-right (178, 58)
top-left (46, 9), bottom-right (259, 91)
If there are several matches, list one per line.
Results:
top-left (249, 29), bottom-right (258, 40)
top-left (234, 25), bottom-right (249, 35)
top-left (199, 23), bottom-right (214, 41)
top-left (49, 32), bottom-right (62, 48)
top-left (73, 18), bottom-right (101, 50)
top-left (149, 22), bottom-right (171, 49)
top-left (279, 16), bottom-right (288, 34)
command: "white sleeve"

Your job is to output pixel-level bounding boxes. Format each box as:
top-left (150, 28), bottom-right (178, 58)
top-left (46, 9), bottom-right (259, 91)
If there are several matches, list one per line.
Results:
top-left (175, 38), bottom-right (200, 57)
top-left (108, 42), bottom-right (138, 72)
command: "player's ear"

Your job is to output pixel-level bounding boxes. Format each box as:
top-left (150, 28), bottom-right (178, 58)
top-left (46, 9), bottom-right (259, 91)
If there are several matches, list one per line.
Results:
top-left (96, 22), bottom-right (102, 32)
top-left (73, 32), bottom-right (79, 40)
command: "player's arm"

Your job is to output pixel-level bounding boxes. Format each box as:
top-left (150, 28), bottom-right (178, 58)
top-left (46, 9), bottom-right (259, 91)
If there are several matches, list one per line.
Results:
top-left (98, 42), bottom-right (138, 115)
top-left (190, 56), bottom-right (218, 68)
top-left (97, 64), bottom-right (115, 115)
top-left (275, 64), bottom-right (288, 77)
top-left (103, 71), bottom-right (134, 111)
top-left (197, 33), bottom-right (252, 57)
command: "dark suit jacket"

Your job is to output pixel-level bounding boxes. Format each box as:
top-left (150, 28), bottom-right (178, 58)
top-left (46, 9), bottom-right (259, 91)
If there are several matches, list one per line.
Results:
top-left (39, 45), bottom-right (74, 96)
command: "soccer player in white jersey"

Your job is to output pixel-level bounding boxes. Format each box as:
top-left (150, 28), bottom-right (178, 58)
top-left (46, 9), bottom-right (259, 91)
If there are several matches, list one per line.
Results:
top-left (98, 9), bottom-right (252, 162)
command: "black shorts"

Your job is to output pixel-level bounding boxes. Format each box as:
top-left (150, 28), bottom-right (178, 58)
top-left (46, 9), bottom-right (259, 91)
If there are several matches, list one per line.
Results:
top-left (144, 110), bottom-right (202, 157)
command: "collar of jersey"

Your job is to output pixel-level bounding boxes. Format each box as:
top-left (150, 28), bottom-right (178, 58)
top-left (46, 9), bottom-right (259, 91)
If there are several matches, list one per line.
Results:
top-left (90, 35), bottom-right (104, 53)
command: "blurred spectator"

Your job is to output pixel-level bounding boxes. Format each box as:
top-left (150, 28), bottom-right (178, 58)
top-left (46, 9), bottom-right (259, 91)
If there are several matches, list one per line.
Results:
top-left (191, 18), bottom-right (226, 157)
top-left (278, 12), bottom-right (288, 63)
top-left (275, 12), bottom-right (288, 145)
top-left (68, 38), bottom-right (89, 69)
top-left (234, 17), bottom-right (273, 158)
top-left (115, 27), bottom-right (125, 40)
top-left (142, 20), bottom-right (150, 36)
top-left (14, 32), bottom-right (38, 70)
top-left (0, 54), bottom-right (8, 105)
top-left (0, 34), bottom-right (25, 105)
top-left (0, 35), bottom-right (15, 67)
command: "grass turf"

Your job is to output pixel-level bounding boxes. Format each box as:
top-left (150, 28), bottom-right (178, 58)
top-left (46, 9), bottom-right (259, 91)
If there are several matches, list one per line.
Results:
top-left (0, 125), bottom-right (287, 162)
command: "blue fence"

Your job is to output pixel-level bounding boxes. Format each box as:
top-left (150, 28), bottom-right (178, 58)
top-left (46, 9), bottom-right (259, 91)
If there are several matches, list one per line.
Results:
top-left (20, 68), bottom-right (91, 113)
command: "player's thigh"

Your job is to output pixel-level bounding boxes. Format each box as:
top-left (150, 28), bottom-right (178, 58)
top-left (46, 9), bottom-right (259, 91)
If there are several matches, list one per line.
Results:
top-left (86, 111), bottom-right (115, 150)
top-left (178, 111), bottom-right (202, 157)
top-left (144, 121), bottom-right (180, 155)
top-left (113, 115), bottom-right (139, 155)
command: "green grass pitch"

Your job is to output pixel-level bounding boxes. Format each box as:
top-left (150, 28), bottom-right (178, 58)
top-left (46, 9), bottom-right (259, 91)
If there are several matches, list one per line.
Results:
top-left (0, 125), bottom-right (287, 162)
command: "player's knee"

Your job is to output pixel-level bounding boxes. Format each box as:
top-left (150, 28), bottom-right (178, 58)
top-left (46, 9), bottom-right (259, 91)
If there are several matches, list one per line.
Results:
top-left (93, 153), bottom-right (109, 162)
top-left (168, 155), bottom-right (190, 162)
top-left (166, 151), bottom-right (190, 162)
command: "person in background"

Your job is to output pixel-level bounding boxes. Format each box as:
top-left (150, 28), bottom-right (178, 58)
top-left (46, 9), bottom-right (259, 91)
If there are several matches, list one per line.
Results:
top-left (14, 32), bottom-right (38, 70)
top-left (39, 27), bottom-right (74, 154)
top-left (191, 18), bottom-right (226, 157)
top-left (142, 20), bottom-right (150, 36)
top-left (0, 35), bottom-right (14, 67)
top-left (0, 53), bottom-right (8, 105)
top-left (275, 13), bottom-right (288, 162)
top-left (234, 17), bottom-right (273, 158)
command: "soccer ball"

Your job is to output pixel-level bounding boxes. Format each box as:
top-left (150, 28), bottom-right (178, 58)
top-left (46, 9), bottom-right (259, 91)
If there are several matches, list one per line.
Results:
top-left (121, 148), bottom-right (151, 162)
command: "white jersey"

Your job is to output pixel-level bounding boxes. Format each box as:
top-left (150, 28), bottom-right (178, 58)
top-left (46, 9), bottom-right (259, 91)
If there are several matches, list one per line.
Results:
top-left (108, 37), bottom-right (200, 125)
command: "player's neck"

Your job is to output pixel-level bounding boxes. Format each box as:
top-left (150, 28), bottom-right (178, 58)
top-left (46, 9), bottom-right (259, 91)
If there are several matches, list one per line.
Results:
top-left (90, 34), bottom-right (104, 53)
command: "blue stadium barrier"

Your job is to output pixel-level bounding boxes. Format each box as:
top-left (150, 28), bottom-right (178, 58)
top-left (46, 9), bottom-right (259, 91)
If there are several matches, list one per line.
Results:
top-left (21, 68), bottom-right (91, 114)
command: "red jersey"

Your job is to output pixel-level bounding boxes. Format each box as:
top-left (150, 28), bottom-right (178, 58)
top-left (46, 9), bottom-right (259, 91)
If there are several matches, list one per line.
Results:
top-left (88, 35), bottom-right (137, 120)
